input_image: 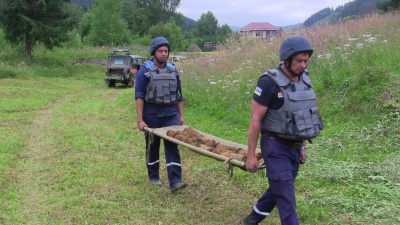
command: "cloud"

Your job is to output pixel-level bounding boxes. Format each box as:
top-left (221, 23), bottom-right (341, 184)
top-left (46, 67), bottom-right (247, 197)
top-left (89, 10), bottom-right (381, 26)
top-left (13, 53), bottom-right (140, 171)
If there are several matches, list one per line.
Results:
top-left (177, 0), bottom-right (350, 27)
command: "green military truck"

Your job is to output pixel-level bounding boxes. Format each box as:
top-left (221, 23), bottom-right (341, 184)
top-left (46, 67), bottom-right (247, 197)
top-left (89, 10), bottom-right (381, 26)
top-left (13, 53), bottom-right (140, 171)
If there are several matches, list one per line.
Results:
top-left (105, 49), bottom-right (146, 88)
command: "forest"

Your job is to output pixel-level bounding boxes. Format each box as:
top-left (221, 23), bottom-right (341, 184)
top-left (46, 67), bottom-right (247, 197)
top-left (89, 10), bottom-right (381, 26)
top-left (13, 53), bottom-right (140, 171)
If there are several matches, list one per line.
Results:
top-left (303, 0), bottom-right (398, 26)
top-left (0, 0), bottom-right (398, 58)
top-left (0, 0), bottom-right (234, 57)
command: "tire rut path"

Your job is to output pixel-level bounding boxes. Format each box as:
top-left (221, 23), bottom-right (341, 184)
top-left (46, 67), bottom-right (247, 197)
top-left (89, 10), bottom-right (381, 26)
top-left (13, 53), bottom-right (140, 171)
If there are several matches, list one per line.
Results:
top-left (14, 91), bottom-right (82, 222)
top-left (14, 88), bottom-right (124, 222)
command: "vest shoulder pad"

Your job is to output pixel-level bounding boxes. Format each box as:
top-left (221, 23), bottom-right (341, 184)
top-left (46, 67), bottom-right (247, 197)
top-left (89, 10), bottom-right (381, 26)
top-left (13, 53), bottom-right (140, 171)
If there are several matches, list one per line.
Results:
top-left (165, 62), bottom-right (176, 70)
top-left (144, 61), bottom-right (158, 71)
top-left (144, 61), bottom-right (176, 72)
top-left (301, 70), bottom-right (313, 87)
top-left (263, 69), bottom-right (290, 87)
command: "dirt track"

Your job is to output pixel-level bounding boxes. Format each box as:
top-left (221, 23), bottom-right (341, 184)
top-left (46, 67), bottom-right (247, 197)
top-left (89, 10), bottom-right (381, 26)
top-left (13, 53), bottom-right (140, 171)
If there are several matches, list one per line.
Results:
top-left (68, 58), bottom-right (107, 66)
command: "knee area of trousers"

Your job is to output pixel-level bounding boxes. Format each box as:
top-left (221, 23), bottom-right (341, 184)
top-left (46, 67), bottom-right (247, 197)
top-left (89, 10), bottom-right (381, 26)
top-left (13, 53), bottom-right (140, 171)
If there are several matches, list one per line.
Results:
top-left (267, 170), bottom-right (295, 195)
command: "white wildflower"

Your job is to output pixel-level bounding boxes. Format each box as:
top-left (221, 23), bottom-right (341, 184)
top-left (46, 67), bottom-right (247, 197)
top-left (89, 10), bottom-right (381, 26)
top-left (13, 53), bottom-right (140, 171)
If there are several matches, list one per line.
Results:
top-left (366, 37), bottom-right (377, 43)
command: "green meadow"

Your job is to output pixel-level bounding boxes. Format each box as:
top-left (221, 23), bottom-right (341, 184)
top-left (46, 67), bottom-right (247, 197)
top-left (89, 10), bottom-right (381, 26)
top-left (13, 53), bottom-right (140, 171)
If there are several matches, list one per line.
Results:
top-left (1, 12), bottom-right (399, 224)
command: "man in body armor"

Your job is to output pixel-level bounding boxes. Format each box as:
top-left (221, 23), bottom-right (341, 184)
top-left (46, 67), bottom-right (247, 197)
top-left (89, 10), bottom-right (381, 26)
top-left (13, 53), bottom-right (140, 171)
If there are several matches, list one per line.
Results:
top-left (242, 35), bottom-right (323, 225)
top-left (135, 37), bottom-right (187, 193)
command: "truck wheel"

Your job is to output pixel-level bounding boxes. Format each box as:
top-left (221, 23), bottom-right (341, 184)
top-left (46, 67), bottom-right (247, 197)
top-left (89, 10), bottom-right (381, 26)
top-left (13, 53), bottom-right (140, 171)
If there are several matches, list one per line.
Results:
top-left (127, 80), bottom-right (133, 88)
top-left (108, 80), bottom-right (116, 87)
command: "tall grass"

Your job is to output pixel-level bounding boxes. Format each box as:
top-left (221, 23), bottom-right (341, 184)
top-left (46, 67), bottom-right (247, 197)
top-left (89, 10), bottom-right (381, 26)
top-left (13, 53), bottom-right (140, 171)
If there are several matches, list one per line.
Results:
top-left (0, 12), bottom-right (399, 224)
top-left (179, 12), bottom-right (400, 224)
top-left (179, 11), bottom-right (400, 133)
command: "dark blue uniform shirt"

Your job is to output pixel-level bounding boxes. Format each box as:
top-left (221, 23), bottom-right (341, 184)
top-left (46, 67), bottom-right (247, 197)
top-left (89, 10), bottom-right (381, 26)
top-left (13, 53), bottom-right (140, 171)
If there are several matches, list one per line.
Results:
top-left (252, 66), bottom-right (285, 110)
top-left (135, 61), bottom-right (184, 117)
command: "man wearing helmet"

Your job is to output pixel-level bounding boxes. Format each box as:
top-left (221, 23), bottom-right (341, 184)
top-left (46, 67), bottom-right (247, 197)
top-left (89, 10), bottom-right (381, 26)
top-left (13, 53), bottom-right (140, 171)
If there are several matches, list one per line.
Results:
top-left (242, 35), bottom-right (323, 225)
top-left (135, 37), bottom-right (187, 193)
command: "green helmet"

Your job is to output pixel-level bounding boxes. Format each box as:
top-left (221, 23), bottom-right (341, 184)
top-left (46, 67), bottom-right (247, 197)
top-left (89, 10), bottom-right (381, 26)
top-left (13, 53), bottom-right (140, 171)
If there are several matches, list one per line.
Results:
top-left (280, 35), bottom-right (313, 61)
top-left (149, 37), bottom-right (171, 56)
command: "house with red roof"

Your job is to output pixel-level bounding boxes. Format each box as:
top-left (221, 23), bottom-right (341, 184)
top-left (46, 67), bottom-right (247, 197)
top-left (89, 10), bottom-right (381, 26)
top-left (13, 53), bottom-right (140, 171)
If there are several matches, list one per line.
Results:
top-left (239, 22), bottom-right (280, 39)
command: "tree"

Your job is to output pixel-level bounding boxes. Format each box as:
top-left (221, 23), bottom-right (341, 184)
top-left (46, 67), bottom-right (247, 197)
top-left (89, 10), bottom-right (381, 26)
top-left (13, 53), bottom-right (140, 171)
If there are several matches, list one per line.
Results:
top-left (377, 0), bottom-right (400, 12)
top-left (196, 11), bottom-right (218, 37)
top-left (77, 10), bottom-right (93, 42)
top-left (147, 18), bottom-right (187, 52)
top-left (135, 0), bottom-right (181, 27)
top-left (304, 7), bottom-right (333, 27)
top-left (218, 24), bottom-right (233, 37)
top-left (0, 0), bottom-right (78, 58)
top-left (86, 0), bottom-right (130, 46)
top-left (121, 0), bottom-right (152, 36)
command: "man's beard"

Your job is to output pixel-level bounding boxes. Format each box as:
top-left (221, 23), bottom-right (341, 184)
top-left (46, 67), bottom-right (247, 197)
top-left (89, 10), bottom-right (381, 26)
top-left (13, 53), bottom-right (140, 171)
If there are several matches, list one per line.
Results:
top-left (155, 55), bottom-right (169, 64)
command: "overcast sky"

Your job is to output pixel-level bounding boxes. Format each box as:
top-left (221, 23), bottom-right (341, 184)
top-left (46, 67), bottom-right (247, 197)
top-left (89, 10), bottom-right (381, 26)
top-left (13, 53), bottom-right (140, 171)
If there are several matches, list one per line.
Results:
top-left (177, 0), bottom-right (352, 27)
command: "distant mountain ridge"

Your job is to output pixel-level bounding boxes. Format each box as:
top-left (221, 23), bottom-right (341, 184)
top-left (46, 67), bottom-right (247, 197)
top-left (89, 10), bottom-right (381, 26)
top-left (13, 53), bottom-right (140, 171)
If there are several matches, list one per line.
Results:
top-left (229, 26), bottom-right (241, 31)
top-left (303, 0), bottom-right (389, 27)
top-left (229, 0), bottom-right (389, 30)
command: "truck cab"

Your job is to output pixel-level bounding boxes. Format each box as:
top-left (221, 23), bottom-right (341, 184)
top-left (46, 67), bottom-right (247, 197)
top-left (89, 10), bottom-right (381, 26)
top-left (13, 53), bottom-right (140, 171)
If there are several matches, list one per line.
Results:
top-left (105, 49), bottom-right (146, 88)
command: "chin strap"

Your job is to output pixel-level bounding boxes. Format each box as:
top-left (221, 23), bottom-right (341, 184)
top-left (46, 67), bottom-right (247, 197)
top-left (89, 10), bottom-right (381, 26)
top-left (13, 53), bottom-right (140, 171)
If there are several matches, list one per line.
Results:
top-left (154, 53), bottom-right (169, 64)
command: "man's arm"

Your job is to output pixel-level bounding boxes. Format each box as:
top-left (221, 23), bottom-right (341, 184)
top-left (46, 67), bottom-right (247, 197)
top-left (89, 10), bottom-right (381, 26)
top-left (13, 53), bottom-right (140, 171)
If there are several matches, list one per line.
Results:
top-left (177, 101), bottom-right (184, 125)
top-left (136, 98), bottom-right (147, 131)
top-left (246, 99), bottom-right (268, 173)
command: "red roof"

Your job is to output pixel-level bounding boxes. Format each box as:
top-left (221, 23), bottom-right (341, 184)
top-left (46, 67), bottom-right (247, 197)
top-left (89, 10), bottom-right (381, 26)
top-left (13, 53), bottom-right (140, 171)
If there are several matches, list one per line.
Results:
top-left (240, 22), bottom-right (278, 31)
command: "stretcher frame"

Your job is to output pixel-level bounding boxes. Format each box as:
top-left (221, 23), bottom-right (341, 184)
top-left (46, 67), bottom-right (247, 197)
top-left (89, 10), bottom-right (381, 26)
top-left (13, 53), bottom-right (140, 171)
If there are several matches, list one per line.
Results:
top-left (144, 125), bottom-right (263, 174)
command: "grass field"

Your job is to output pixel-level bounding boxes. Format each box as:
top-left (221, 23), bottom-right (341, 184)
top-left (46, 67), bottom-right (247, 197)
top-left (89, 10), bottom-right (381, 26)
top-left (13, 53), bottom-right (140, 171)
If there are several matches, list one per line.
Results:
top-left (1, 12), bottom-right (399, 224)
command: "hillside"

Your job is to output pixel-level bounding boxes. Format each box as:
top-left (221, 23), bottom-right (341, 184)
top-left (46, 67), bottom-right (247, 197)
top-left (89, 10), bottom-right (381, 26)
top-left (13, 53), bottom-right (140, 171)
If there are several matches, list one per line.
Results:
top-left (304, 0), bottom-right (390, 26)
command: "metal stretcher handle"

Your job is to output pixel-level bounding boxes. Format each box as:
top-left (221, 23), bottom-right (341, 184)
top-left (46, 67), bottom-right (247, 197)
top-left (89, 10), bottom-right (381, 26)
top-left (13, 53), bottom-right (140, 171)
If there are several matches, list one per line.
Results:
top-left (144, 126), bottom-right (248, 170)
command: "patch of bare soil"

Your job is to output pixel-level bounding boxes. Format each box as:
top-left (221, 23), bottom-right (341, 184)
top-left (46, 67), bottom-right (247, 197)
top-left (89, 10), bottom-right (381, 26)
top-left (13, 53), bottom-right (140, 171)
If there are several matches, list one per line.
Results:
top-left (68, 58), bottom-right (107, 66)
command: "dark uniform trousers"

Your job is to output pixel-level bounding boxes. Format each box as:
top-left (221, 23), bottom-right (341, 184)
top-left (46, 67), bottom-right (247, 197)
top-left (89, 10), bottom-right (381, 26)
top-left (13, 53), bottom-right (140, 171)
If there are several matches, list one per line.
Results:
top-left (144, 114), bottom-right (182, 188)
top-left (250, 135), bottom-right (302, 225)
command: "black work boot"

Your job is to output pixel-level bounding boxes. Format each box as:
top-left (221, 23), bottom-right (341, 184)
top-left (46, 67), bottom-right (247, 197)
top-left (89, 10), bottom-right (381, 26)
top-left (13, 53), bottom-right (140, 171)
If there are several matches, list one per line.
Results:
top-left (170, 182), bottom-right (187, 193)
top-left (241, 213), bottom-right (259, 225)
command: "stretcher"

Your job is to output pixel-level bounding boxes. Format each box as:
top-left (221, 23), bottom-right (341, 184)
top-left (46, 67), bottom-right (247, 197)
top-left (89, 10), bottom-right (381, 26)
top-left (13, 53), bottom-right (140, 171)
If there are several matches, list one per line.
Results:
top-left (144, 125), bottom-right (263, 176)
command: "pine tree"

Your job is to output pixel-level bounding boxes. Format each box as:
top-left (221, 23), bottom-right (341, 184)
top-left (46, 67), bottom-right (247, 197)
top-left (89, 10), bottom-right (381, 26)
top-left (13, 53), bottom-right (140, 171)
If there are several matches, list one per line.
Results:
top-left (0, 0), bottom-right (77, 58)
top-left (377, 0), bottom-right (400, 12)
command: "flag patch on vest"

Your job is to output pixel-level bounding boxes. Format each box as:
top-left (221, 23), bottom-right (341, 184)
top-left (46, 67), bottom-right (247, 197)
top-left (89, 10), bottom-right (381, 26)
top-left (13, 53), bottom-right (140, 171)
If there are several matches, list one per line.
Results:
top-left (254, 87), bottom-right (262, 96)
top-left (278, 92), bottom-right (283, 98)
